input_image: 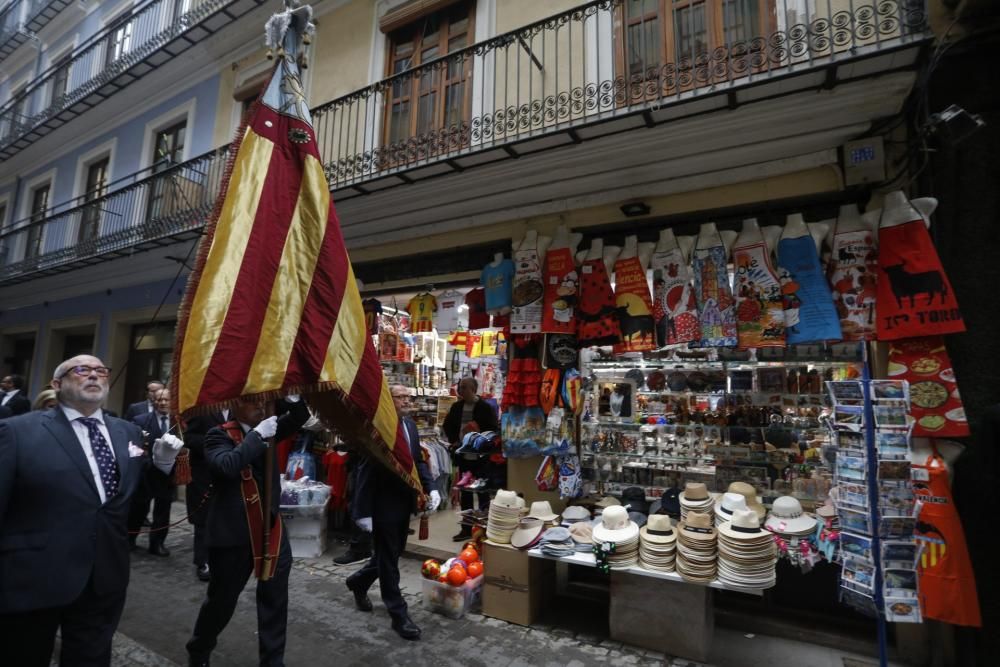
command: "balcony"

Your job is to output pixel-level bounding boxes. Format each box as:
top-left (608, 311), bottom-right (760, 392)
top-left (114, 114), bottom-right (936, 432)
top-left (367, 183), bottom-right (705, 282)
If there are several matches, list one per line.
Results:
top-left (0, 0), bottom-right (267, 160)
top-left (0, 0), bottom-right (77, 60)
top-left (0, 0), bottom-right (931, 286)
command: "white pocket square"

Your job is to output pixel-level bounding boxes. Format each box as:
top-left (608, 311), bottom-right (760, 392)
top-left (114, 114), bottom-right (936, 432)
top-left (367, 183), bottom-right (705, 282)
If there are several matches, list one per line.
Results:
top-left (128, 442), bottom-right (145, 458)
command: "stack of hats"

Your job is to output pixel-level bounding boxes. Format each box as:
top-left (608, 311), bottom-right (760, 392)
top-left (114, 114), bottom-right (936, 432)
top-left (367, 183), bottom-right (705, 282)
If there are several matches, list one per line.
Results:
top-left (511, 517), bottom-right (545, 550)
top-left (593, 496), bottom-right (621, 515)
top-left (621, 486), bottom-right (650, 514)
top-left (713, 492), bottom-right (750, 528)
top-left (568, 522), bottom-right (593, 552)
top-left (679, 482), bottom-right (714, 522)
top-left (649, 487), bottom-right (681, 519)
top-left (562, 505), bottom-right (591, 526)
top-left (538, 526), bottom-right (576, 557)
top-left (486, 489), bottom-right (524, 544)
top-left (628, 511), bottom-right (648, 529)
top-left (676, 511), bottom-right (718, 583)
top-left (816, 500), bottom-right (838, 530)
top-left (764, 496), bottom-right (817, 540)
top-left (717, 509), bottom-right (777, 589)
top-left (725, 482), bottom-right (766, 522)
top-left (527, 501), bottom-right (560, 527)
top-left (638, 514), bottom-right (677, 572)
top-left (592, 505), bottom-right (640, 570)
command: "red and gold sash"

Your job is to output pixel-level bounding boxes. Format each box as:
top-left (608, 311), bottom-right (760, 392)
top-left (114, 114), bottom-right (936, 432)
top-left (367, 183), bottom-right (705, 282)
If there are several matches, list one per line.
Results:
top-left (223, 421), bottom-right (282, 580)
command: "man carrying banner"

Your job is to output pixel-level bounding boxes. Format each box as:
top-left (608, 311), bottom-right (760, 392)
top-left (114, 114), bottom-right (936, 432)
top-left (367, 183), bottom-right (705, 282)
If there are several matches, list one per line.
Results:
top-left (186, 396), bottom-right (308, 667)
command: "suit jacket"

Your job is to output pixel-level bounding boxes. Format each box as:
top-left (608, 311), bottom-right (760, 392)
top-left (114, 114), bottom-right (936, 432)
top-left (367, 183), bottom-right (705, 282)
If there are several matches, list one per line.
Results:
top-left (132, 411), bottom-right (176, 491)
top-left (2, 390), bottom-right (30, 416)
top-left (183, 412), bottom-right (226, 524)
top-left (0, 409), bottom-right (145, 613)
top-left (0, 405), bottom-right (11, 420)
top-left (352, 418), bottom-right (434, 523)
top-left (203, 402), bottom-right (309, 549)
top-left (124, 400), bottom-right (153, 423)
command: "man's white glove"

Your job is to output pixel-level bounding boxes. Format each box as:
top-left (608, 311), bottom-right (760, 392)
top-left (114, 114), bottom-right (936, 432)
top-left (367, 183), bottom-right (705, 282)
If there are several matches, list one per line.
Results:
top-left (356, 517), bottom-right (373, 533)
top-left (253, 415), bottom-right (279, 439)
top-left (285, 394), bottom-right (301, 403)
top-left (301, 409), bottom-right (325, 433)
top-left (427, 490), bottom-right (441, 512)
top-left (152, 433), bottom-right (184, 474)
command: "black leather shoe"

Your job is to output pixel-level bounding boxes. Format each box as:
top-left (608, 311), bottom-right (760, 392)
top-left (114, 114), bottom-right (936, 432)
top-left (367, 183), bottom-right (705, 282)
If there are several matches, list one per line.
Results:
top-left (188, 654), bottom-right (210, 667)
top-left (333, 550), bottom-right (370, 566)
top-left (345, 578), bottom-right (373, 612)
top-left (452, 529), bottom-right (472, 542)
top-left (391, 615), bottom-right (421, 640)
top-left (148, 544), bottom-right (170, 557)
top-left (196, 564), bottom-right (211, 582)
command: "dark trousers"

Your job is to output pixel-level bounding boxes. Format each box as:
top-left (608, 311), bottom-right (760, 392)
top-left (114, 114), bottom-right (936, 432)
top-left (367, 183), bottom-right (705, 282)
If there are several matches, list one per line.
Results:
top-left (0, 574), bottom-right (126, 667)
top-left (127, 470), bottom-right (173, 547)
top-left (192, 523), bottom-right (208, 567)
top-left (348, 522), bottom-right (372, 554)
top-left (347, 518), bottom-right (410, 620)
top-left (187, 537), bottom-right (292, 667)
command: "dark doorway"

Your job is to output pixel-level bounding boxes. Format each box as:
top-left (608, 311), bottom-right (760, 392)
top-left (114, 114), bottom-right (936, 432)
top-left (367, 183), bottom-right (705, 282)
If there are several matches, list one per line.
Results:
top-left (122, 321), bottom-right (175, 409)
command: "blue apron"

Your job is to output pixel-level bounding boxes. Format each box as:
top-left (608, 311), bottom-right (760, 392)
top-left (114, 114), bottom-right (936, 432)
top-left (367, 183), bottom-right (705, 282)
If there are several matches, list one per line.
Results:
top-left (776, 234), bottom-right (842, 344)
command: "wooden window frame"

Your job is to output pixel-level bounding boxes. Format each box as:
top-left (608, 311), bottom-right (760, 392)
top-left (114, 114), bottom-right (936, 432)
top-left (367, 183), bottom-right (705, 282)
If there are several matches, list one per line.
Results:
top-left (79, 156), bottom-right (111, 243)
top-left (105, 13), bottom-right (134, 68)
top-left (50, 55), bottom-right (72, 107)
top-left (145, 120), bottom-right (187, 226)
top-left (381, 1), bottom-right (475, 158)
top-left (25, 184), bottom-right (50, 260)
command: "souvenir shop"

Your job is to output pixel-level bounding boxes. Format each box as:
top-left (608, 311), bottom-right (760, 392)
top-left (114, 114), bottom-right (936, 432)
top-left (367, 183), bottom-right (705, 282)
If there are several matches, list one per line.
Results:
top-left (350, 188), bottom-right (979, 663)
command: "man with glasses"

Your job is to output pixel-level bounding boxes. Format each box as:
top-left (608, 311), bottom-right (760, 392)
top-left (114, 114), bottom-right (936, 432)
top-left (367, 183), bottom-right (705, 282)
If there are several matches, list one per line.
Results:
top-left (0, 355), bottom-right (184, 666)
top-left (345, 385), bottom-right (439, 640)
top-left (129, 387), bottom-right (178, 557)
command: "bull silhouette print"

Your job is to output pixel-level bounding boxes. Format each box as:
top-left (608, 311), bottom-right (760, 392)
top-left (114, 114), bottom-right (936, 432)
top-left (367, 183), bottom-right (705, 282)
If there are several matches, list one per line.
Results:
top-left (883, 261), bottom-right (948, 308)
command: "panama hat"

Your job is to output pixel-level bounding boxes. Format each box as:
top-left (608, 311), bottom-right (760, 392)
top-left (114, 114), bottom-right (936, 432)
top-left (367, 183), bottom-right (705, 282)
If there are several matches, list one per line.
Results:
top-left (640, 514), bottom-right (676, 545)
top-left (718, 508), bottom-right (769, 541)
top-left (726, 481), bottom-right (766, 521)
top-left (527, 500), bottom-right (559, 522)
top-left (568, 521), bottom-right (593, 545)
top-left (594, 496), bottom-right (621, 509)
top-left (765, 496), bottom-right (817, 535)
top-left (714, 492), bottom-right (749, 526)
top-left (677, 511), bottom-right (718, 543)
top-left (592, 505), bottom-right (640, 544)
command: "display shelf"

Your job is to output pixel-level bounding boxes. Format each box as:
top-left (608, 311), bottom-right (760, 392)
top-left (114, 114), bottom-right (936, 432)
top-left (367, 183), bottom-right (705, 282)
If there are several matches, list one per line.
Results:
top-left (526, 549), bottom-right (763, 596)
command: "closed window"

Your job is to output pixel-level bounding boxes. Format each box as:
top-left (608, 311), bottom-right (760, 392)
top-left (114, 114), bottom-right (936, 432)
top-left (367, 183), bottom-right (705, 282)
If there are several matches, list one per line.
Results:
top-left (50, 56), bottom-right (72, 106)
top-left (80, 157), bottom-right (110, 242)
top-left (25, 184), bottom-right (49, 259)
top-left (105, 14), bottom-right (133, 67)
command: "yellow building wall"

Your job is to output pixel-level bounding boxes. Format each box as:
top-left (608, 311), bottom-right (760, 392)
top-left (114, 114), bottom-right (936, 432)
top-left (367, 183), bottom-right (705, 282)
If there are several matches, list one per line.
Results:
top-left (496, 0), bottom-right (581, 33)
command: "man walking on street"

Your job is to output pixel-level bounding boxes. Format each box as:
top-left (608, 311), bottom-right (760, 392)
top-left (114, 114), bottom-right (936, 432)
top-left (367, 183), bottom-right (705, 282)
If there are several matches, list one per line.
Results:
top-left (186, 395), bottom-right (308, 667)
top-left (345, 385), bottom-right (440, 640)
top-left (129, 387), bottom-right (179, 557)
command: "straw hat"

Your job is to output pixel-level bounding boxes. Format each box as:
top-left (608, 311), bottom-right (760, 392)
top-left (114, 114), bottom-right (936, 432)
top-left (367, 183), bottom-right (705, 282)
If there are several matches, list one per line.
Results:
top-left (568, 521), bottom-right (593, 545)
top-left (640, 514), bottom-right (677, 545)
top-left (765, 496), bottom-right (817, 535)
top-left (527, 500), bottom-right (559, 522)
top-left (594, 496), bottom-right (621, 509)
top-left (718, 508), bottom-right (768, 541)
top-left (714, 492), bottom-right (749, 525)
top-left (726, 481), bottom-right (766, 521)
top-left (677, 511), bottom-right (717, 542)
top-left (680, 483), bottom-right (709, 504)
top-left (592, 505), bottom-right (640, 544)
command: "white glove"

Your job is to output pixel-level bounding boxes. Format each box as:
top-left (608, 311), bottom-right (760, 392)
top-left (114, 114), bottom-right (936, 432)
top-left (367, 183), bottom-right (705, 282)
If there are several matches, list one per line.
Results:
top-left (356, 517), bottom-right (373, 533)
top-left (253, 415), bottom-right (279, 439)
top-left (285, 393), bottom-right (301, 403)
top-left (151, 433), bottom-right (184, 474)
top-left (427, 490), bottom-right (441, 512)
top-left (301, 409), bottom-right (325, 433)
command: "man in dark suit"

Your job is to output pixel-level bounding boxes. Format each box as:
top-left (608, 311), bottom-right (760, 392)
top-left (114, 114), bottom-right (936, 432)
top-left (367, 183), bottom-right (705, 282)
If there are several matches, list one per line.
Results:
top-left (1, 374), bottom-right (32, 416)
top-left (183, 410), bottom-right (226, 581)
top-left (129, 387), bottom-right (178, 557)
top-left (0, 355), bottom-right (182, 666)
top-left (186, 395), bottom-right (309, 667)
top-left (123, 379), bottom-right (164, 422)
top-left (0, 404), bottom-right (12, 420)
top-left (346, 385), bottom-right (438, 640)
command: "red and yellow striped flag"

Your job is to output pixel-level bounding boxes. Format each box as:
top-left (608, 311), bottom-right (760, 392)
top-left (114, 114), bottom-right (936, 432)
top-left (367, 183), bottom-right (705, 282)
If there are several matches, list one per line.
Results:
top-left (172, 27), bottom-right (420, 493)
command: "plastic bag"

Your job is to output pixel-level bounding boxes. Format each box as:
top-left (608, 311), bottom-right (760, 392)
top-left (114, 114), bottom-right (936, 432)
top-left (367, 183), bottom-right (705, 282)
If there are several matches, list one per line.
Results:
top-left (285, 435), bottom-right (316, 481)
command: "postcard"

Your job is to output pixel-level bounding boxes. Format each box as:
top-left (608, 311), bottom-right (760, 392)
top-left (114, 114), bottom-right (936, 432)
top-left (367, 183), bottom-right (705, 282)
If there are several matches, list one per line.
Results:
top-left (882, 541), bottom-right (919, 569)
top-left (885, 597), bottom-right (922, 623)
top-left (835, 482), bottom-right (869, 510)
top-left (840, 507), bottom-right (872, 534)
top-left (874, 405), bottom-right (909, 428)
top-left (835, 404), bottom-right (865, 428)
top-left (842, 561), bottom-right (876, 590)
top-left (840, 587), bottom-right (877, 617)
top-left (837, 431), bottom-right (867, 453)
top-left (883, 568), bottom-right (919, 598)
top-left (880, 516), bottom-right (917, 540)
top-left (878, 459), bottom-right (912, 482)
top-left (828, 380), bottom-right (864, 402)
top-left (840, 532), bottom-right (874, 563)
top-left (879, 483), bottom-right (915, 517)
top-left (872, 380), bottom-right (908, 402)
top-left (876, 431), bottom-right (910, 459)
top-left (836, 454), bottom-right (868, 481)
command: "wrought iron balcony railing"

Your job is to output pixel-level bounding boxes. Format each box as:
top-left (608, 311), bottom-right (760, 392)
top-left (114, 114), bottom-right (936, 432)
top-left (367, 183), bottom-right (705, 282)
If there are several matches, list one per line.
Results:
top-left (0, 0), bottom-right (929, 284)
top-left (0, 0), bottom-right (266, 159)
top-left (0, 0), bottom-right (76, 60)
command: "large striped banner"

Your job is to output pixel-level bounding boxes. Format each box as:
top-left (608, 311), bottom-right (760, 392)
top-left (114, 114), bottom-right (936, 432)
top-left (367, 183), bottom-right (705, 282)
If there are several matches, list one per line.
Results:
top-left (171, 13), bottom-right (421, 493)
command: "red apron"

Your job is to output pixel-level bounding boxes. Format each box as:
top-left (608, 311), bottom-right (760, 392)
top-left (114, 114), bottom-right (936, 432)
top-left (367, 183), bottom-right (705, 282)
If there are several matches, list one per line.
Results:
top-left (577, 258), bottom-right (621, 346)
top-left (912, 447), bottom-right (982, 627)
top-left (541, 247), bottom-right (579, 334)
top-left (613, 256), bottom-right (656, 353)
top-left (877, 218), bottom-right (965, 340)
top-left (887, 337), bottom-right (969, 437)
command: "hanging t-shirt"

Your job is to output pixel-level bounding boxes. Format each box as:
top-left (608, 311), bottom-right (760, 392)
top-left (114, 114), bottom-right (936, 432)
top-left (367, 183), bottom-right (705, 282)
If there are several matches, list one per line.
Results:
top-left (612, 255), bottom-right (656, 353)
top-left (482, 259), bottom-right (515, 315)
top-left (434, 289), bottom-right (465, 333)
top-left (691, 241), bottom-right (737, 347)
top-left (510, 236), bottom-right (544, 333)
top-left (828, 228), bottom-right (878, 340)
top-left (732, 241), bottom-right (785, 349)
top-left (407, 293), bottom-right (436, 333)
top-left (362, 298), bottom-right (382, 336)
top-left (649, 248), bottom-right (699, 347)
top-left (876, 218), bottom-right (964, 340)
top-left (541, 247), bottom-right (579, 334)
top-left (465, 287), bottom-right (490, 330)
top-left (776, 234), bottom-right (841, 344)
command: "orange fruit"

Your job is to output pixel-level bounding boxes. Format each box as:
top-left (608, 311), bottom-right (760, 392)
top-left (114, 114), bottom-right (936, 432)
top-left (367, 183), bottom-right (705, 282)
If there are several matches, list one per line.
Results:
top-left (447, 566), bottom-right (468, 586)
top-left (466, 560), bottom-right (483, 578)
top-left (458, 547), bottom-right (479, 564)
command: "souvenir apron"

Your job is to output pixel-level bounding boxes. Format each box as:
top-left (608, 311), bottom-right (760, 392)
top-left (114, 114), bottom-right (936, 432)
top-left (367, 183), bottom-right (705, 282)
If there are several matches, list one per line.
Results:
top-left (649, 248), bottom-right (700, 347)
top-left (691, 237), bottom-right (737, 347)
top-left (887, 337), bottom-right (969, 437)
top-left (541, 247), bottom-right (579, 334)
top-left (577, 258), bottom-right (621, 346)
top-left (510, 237), bottom-right (544, 333)
top-left (876, 215), bottom-right (965, 340)
top-left (732, 241), bottom-right (785, 348)
top-left (827, 228), bottom-right (878, 340)
top-left (913, 447), bottom-right (982, 627)
top-left (776, 233), bottom-right (842, 344)
top-left (612, 255), bottom-right (656, 353)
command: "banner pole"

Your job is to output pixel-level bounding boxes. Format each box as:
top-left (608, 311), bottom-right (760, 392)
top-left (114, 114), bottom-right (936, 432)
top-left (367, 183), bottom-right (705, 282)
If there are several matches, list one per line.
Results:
top-left (261, 437), bottom-right (275, 581)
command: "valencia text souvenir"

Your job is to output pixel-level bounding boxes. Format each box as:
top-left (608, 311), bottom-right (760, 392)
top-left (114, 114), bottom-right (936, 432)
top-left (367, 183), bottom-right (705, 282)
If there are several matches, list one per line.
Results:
top-left (776, 215), bottom-right (842, 344)
top-left (613, 237), bottom-right (656, 353)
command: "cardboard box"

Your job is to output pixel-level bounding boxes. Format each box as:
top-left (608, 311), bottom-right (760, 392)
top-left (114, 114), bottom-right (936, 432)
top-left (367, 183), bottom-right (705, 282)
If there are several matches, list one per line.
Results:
top-left (481, 541), bottom-right (552, 626)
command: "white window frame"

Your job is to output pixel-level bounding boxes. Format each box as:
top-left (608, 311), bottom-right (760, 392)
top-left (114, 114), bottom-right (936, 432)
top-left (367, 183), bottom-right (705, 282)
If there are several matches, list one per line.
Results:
top-left (67, 137), bottom-right (117, 244)
top-left (100, 1), bottom-right (138, 71)
top-left (135, 98), bottom-right (196, 227)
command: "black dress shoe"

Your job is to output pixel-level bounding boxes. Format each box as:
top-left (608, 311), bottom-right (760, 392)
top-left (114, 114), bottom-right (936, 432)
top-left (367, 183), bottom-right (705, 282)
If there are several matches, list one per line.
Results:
top-left (148, 544), bottom-right (170, 557)
top-left (452, 529), bottom-right (472, 542)
top-left (188, 654), bottom-right (210, 667)
top-left (196, 564), bottom-right (211, 582)
top-left (345, 578), bottom-right (373, 612)
top-left (391, 615), bottom-right (421, 640)
top-left (333, 550), bottom-right (370, 566)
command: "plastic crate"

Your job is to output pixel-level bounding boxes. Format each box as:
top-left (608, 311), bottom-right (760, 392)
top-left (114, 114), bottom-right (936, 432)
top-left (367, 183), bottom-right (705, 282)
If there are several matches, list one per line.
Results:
top-left (421, 574), bottom-right (483, 619)
top-left (280, 504), bottom-right (327, 558)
